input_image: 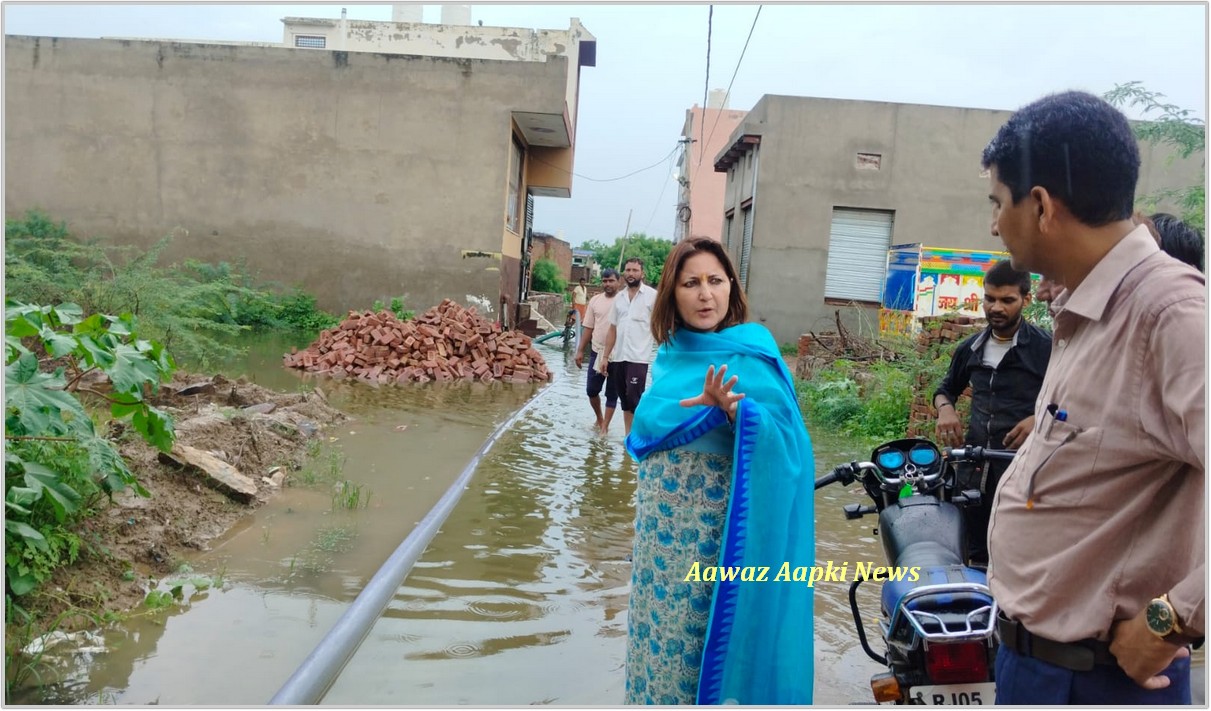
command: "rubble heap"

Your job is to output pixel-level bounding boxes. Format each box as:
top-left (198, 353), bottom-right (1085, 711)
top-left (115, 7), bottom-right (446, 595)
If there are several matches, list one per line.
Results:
top-left (283, 299), bottom-right (551, 384)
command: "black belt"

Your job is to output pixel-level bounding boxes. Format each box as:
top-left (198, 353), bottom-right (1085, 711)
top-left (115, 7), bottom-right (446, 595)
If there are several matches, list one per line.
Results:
top-left (996, 612), bottom-right (1117, 672)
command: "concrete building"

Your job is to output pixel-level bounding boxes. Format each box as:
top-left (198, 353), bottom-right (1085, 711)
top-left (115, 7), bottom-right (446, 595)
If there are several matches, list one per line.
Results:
top-left (571, 248), bottom-right (599, 283)
top-left (674, 89), bottom-right (747, 243)
top-left (5, 9), bottom-right (596, 327)
top-left (714, 95), bottom-right (1205, 344)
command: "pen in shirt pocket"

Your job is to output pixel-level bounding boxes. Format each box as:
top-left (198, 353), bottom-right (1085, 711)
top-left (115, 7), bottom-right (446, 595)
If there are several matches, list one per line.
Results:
top-left (1044, 403), bottom-right (1068, 438)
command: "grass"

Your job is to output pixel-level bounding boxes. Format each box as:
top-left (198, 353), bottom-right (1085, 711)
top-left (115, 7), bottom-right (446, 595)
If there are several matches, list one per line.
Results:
top-left (331, 480), bottom-right (371, 511)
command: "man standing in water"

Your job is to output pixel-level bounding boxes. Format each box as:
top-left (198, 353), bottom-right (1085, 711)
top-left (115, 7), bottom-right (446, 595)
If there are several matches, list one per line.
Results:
top-left (983, 91), bottom-right (1204, 704)
top-left (595, 258), bottom-right (657, 436)
top-left (571, 277), bottom-right (589, 323)
top-left (575, 269), bottom-right (621, 434)
top-left (933, 259), bottom-right (1051, 566)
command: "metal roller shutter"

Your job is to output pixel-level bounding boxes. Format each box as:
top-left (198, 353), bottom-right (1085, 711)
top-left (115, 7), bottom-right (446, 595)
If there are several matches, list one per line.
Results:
top-left (824, 208), bottom-right (895, 302)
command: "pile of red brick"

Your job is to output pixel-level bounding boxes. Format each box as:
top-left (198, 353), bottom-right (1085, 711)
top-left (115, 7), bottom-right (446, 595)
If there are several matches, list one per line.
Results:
top-left (283, 299), bottom-right (551, 384)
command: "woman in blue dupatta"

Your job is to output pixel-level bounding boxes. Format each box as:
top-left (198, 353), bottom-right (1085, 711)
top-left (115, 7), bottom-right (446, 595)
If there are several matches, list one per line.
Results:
top-left (623, 238), bottom-right (815, 705)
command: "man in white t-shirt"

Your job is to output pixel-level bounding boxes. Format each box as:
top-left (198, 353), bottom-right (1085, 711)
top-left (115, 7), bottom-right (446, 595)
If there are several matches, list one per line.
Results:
top-left (594, 258), bottom-right (658, 436)
top-left (575, 269), bottom-right (621, 434)
top-left (571, 278), bottom-right (588, 322)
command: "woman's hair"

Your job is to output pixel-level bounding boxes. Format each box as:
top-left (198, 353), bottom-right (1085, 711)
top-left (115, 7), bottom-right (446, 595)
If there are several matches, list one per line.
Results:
top-left (1150, 212), bottom-right (1205, 273)
top-left (650, 237), bottom-right (748, 345)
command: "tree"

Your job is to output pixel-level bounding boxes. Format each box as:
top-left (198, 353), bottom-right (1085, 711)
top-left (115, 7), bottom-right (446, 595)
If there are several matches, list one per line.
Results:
top-left (530, 258), bottom-right (566, 294)
top-left (1104, 81), bottom-right (1205, 229)
top-left (580, 232), bottom-right (675, 287)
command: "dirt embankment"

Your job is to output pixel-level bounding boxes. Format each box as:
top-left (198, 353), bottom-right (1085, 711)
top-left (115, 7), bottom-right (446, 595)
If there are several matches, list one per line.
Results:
top-left (29, 371), bottom-right (346, 628)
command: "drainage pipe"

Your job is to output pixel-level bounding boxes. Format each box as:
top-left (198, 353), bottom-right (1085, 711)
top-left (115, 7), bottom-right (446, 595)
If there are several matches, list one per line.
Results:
top-left (268, 385), bottom-right (552, 704)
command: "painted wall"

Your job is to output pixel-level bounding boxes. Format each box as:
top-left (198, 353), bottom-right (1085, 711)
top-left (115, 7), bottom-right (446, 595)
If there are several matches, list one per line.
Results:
top-left (717, 95), bottom-right (1205, 344)
top-left (676, 105), bottom-right (747, 242)
top-left (5, 35), bottom-right (572, 318)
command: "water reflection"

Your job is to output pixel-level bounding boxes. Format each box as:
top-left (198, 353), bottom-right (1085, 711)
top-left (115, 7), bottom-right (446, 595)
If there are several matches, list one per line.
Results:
top-left (18, 336), bottom-right (887, 705)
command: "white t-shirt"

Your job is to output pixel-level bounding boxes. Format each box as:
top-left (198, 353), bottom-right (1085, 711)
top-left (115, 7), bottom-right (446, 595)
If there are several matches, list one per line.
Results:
top-left (981, 331), bottom-right (1017, 369)
top-left (608, 283), bottom-right (658, 364)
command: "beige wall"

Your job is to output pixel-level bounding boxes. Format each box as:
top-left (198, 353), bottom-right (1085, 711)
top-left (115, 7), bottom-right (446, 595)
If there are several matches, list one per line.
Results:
top-left (719, 95), bottom-right (1205, 343)
top-left (5, 35), bottom-right (572, 318)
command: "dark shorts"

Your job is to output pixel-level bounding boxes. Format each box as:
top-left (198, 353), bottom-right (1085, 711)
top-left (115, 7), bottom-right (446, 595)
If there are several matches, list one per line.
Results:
top-left (586, 350), bottom-right (618, 408)
top-left (613, 361), bottom-right (649, 412)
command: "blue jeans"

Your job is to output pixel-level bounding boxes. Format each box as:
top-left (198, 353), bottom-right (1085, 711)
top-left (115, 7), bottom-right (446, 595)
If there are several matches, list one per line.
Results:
top-left (995, 644), bottom-right (1191, 704)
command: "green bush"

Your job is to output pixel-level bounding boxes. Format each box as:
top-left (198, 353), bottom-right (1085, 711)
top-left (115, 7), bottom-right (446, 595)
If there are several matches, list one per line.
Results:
top-left (370, 296), bottom-right (415, 322)
top-left (797, 337), bottom-right (954, 445)
top-left (5, 301), bottom-right (175, 598)
top-left (5, 211), bottom-right (339, 368)
top-left (531, 259), bottom-right (566, 294)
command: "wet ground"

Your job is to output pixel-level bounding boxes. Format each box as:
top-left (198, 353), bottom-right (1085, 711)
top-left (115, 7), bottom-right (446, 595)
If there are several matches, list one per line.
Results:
top-left (16, 334), bottom-right (1198, 704)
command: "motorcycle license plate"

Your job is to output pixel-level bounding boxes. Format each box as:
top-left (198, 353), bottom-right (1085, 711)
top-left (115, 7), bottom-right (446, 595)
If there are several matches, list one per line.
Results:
top-left (909, 683), bottom-right (995, 705)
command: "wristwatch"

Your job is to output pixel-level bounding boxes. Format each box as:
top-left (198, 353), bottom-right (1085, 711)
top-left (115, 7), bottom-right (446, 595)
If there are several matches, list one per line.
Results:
top-left (1145, 594), bottom-right (1184, 640)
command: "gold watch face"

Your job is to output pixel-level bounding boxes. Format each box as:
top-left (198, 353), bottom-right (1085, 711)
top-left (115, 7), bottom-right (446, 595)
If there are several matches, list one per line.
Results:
top-left (1146, 598), bottom-right (1176, 636)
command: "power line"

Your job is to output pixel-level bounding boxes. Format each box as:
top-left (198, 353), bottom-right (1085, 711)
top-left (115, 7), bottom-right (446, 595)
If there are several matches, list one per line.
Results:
top-left (701, 5), bottom-right (713, 150)
top-left (691, 5), bottom-right (763, 187)
top-left (528, 145), bottom-right (681, 183)
top-left (642, 150), bottom-right (679, 235)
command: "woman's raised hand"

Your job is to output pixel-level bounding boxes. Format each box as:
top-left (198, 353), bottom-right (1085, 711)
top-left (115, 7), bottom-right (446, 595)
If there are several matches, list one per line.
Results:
top-left (679, 364), bottom-right (745, 421)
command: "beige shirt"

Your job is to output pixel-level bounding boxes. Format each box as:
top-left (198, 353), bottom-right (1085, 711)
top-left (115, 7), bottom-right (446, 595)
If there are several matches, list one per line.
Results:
top-left (572, 284), bottom-right (588, 306)
top-left (988, 225), bottom-right (1205, 642)
top-left (583, 291), bottom-right (616, 354)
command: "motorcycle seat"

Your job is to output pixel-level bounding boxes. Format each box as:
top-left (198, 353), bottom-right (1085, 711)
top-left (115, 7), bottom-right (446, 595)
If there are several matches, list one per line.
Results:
top-left (895, 541), bottom-right (963, 569)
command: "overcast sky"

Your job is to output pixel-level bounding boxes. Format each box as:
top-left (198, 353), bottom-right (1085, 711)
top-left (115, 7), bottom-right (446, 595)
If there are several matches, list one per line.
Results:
top-left (5, 2), bottom-right (1207, 246)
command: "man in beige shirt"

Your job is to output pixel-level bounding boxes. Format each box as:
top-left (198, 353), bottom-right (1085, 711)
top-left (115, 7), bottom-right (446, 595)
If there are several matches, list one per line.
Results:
top-left (574, 269), bottom-right (620, 434)
top-left (982, 91), bottom-right (1204, 704)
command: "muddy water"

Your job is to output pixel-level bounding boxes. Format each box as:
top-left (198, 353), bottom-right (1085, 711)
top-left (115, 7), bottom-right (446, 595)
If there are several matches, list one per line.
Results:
top-left (19, 334), bottom-right (889, 705)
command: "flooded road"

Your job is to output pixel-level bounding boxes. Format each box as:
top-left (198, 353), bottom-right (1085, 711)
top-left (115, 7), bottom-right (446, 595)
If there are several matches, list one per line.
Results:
top-left (18, 334), bottom-right (905, 704)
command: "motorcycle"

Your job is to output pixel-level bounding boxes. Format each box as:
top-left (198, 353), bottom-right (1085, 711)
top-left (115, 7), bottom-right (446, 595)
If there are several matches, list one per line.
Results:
top-left (814, 438), bottom-right (1015, 705)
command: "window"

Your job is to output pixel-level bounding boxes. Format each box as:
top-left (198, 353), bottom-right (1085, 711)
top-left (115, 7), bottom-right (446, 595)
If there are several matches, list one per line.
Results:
top-left (856, 152), bottom-right (882, 170)
top-left (739, 206), bottom-right (753, 290)
top-left (506, 136), bottom-right (525, 233)
top-left (824, 208), bottom-right (895, 303)
top-left (294, 35), bottom-right (326, 49)
top-left (724, 214), bottom-right (734, 250)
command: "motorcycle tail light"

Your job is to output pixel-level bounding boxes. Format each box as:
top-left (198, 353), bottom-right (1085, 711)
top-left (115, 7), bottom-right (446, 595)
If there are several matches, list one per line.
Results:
top-left (869, 672), bottom-right (902, 703)
top-left (924, 641), bottom-right (989, 684)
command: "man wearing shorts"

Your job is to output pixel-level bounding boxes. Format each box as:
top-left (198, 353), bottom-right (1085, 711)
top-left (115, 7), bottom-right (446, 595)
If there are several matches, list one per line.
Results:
top-left (575, 269), bottom-right (620, 434)
top-left (595, 258), bottom-right (657, 436)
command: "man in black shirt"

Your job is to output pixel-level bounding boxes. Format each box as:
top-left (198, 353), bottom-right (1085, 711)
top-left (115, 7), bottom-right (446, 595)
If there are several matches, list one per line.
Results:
top-left (933, 259), bottom-right (1051, 565)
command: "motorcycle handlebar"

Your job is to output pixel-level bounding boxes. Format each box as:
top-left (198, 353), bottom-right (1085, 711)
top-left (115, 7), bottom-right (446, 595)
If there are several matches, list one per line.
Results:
top-left (945, 445), bottom-right (1017, 463)
top-left (814, 462), bottom-right (871, 490)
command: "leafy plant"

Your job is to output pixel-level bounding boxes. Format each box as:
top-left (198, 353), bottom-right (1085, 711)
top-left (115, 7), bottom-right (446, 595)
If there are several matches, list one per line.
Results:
top-left (5, 211), bottom-right (340, 368)
top-left (1104, 81), bottom-right (1205, 228)
top-left (5, 301), bottom-right (175, 597)
top-left (371, 296), bottom-right (415, 322)
top-left (530, 259), bottom-right (567, 294)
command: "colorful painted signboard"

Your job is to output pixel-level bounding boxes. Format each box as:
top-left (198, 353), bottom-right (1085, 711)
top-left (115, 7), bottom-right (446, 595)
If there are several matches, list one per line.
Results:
top-left (880, 243), bottom-right (1011, 337)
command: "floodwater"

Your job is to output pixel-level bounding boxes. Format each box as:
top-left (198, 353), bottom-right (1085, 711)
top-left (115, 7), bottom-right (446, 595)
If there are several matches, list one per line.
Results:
top-left (11, 334), bottom-right (980, 705)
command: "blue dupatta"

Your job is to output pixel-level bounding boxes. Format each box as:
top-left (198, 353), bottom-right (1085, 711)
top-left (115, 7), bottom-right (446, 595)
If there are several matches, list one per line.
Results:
top-left (626, 323), bottom-right (815, 705)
